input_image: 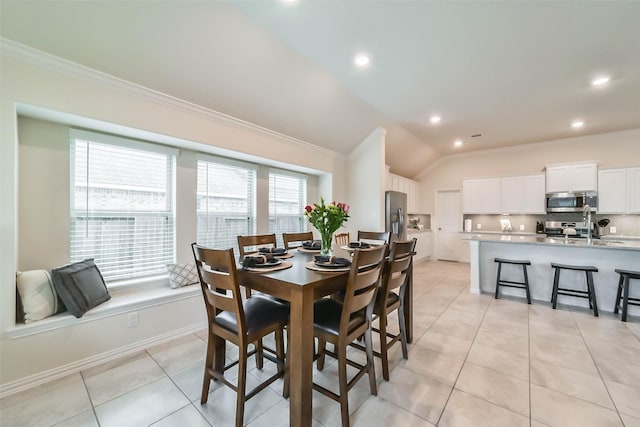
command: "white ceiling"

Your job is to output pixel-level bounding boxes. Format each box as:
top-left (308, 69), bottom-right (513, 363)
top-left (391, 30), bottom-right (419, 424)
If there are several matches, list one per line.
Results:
top-left (2, 1), bottom-right (639, 178)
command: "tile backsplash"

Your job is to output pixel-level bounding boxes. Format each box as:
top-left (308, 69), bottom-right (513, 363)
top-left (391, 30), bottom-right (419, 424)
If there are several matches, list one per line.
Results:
top-left (462, 213), bottom-right (640, 236)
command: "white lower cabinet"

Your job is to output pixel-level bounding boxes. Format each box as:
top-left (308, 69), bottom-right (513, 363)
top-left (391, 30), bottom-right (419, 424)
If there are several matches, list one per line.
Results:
top-left (411, 231), bottom-right (433, 261)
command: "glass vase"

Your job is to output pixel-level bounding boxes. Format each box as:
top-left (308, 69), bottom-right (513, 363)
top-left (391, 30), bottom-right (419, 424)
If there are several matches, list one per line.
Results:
top-left (320, 232), bottom-right (333, 256)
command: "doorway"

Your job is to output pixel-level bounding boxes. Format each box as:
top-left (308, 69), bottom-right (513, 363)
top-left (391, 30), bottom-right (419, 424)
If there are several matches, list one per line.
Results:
top-left (435, 189), bottom-right (461, 261)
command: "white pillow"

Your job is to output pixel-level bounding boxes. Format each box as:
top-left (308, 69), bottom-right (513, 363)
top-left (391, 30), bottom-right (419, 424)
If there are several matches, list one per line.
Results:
top-left (16, 270), bottom-right (59, 323)
top-left (166, 263), bottom-right (199, 289)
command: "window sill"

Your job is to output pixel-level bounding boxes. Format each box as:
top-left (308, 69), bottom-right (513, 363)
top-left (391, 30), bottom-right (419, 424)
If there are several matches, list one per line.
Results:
top-left (7, 277), bottom-right (201, 339)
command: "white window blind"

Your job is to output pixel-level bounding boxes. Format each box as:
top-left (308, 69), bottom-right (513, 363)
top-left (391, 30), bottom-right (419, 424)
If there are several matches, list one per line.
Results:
top-left (196, 158), bottom-right (256, 253)
top-left (70, 130), bottom-right (176, 282)
top-left (269, 170), bottom-right (307, 247)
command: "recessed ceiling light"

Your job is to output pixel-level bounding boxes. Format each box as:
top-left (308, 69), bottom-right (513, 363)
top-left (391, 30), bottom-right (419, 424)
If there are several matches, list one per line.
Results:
top-left (591, 76), bottom-right (610, 86)
top-left (453, 140), bottom-right (463, 148)
top-left (430, 115), bottom-right (441, 124)
top-left (571, 120), bottom-right (584, 129)
top-left (353, 53), bottom-right (371, 68)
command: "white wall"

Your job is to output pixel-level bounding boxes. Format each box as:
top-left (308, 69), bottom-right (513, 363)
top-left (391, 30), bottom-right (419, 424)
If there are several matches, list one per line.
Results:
top-left (346, 128), bottom-right (386, 236)
top-left (417, 129), bottom-right (640, 214)
top-left (0, 48), bottom-right (349, 389)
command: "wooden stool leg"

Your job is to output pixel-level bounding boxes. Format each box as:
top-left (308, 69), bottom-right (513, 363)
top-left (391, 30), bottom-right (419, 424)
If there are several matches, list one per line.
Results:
top-left (614, 274), bottom-right (624, 315)
top-left (622, 275), bottom-right (631, 322)
top-left (551, 268), bottom-right (560, 309)
top-left (523, 264), bottom-right (531, 304)
top-left (587, 271), bottom-right (598, 317)
top-left (494, 262), bottom-right (502, 299)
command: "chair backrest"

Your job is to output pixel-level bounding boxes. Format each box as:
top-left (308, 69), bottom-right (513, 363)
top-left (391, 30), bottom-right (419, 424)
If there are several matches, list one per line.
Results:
top-left (357, 230), bottom-right (390, 245)
top-left (282, 231), bottom-right (314, 250)
top-left (237, 234), bottom-right (277, 258)
top-left (191, 244), bottom-right (246, 334)
top-left (340, 245), bottom-right (387, 332)
top-left (381, 238), bottom-right (416, 297)
top-left (334, 232), bottom-right (350, 246)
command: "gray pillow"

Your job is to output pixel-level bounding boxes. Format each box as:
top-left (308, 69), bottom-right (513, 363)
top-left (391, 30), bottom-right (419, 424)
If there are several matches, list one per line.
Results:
top-left (51, 259), bottom-right (110, 318)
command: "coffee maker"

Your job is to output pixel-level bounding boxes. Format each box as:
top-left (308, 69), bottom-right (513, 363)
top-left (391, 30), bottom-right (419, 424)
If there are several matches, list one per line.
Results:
top-left (536, 221), bottom-right (545, 234)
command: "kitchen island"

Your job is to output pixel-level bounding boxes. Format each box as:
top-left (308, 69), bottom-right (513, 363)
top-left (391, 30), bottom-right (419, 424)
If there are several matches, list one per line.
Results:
top-left (463, 234), bottom-right (640, 316)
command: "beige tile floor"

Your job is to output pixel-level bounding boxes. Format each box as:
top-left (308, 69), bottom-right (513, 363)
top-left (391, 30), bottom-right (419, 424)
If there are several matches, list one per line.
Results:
top-left (2, 260), bottom-right (640, 426)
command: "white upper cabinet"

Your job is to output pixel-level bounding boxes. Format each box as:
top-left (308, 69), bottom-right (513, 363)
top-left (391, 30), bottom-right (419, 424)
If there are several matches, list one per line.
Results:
top-left (629, 167), bottom-right (640, 213)
top-left (386, 172), bottom-right (422, 213)
top-left (598, 168), bottom-right (627, 213)
top-left (500, 176), bottom-right (524, 214)
top-left (463, 174), bottom-right (545, 214)
top-left (463, 178), bottom-right (500, 213)
top-left (546, 162), bottom-right (597, 193)
top-left (597, 166), bottom-right (640, 214)
top-left (522, 174), bottom-right (546, 214)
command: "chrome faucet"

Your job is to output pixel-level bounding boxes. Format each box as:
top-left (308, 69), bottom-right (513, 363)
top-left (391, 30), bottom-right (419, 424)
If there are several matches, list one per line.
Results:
top-left (583, 204), bottom-right (592, 244)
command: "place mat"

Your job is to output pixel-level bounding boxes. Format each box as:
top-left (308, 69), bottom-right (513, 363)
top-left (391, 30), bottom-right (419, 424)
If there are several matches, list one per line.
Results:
top-left (297, 247), bottom-right (321, 253)
top-left (274, 252), bottom-right (294, 259)
top-left (244, 261), bottom-right (293, 273)
top-left (305, 261), bottom-right (351, 273)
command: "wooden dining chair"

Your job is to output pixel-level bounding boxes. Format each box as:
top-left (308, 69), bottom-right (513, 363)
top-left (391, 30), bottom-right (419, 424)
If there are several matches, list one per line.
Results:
top-left (236, 233), bottom-right (286, 367)
top-left (191, 244), bottom-right (288, 427)
top-left (352, 238), bottom-right (416, 380)
top-left (357, 230), bottom-right (390, 245)
top-left (237, 233), bottom-right (277, 258)
top-left (282, 231), bottom-right (313, 250)
top-left (311, 245), bottom-right (386, 427)
top-left (334, 232), bottom-right (350, 246)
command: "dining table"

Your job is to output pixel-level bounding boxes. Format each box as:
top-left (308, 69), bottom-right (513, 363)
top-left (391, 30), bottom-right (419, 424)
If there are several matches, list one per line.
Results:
top-left (233, 246), bottom-right (414, 427)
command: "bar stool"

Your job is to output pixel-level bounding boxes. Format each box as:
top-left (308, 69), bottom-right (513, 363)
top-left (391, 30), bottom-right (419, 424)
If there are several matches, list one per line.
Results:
top-left (550, 263), bottom-right (599, 316)
top-left (613, 269), bottom-right (640, 322)
top-left (494, 258), bottom-right (531, 304)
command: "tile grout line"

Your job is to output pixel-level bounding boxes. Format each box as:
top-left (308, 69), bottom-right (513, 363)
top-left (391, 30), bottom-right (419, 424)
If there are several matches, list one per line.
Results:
top-left (433, 280), bottom-right (492, 426)
top-left (79, 370), bottom-right (102, 427)
top-left (568, 310), bottom-right (628, 426)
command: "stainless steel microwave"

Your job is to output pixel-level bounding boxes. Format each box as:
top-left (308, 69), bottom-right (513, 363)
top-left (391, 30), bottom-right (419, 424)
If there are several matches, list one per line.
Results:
top-left (546, 192), bottom-right (597, 213)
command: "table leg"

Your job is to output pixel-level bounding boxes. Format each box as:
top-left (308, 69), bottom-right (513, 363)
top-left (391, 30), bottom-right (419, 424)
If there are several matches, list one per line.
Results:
top-left (404, 259), bottom-right (414, 343)
top-left (288, 288), bottom-right (315, 427)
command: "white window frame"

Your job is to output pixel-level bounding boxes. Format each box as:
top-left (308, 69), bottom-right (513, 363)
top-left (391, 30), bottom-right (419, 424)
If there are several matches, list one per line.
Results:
top-left (268, 168), bottom-right (308, 247)
top-left (196, 155), bottom-right (257, 253)
top-left (70, 129), bottom-right (178, 283)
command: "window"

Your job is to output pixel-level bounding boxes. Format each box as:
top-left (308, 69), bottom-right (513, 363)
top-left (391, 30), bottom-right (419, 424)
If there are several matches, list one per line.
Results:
top-left (70, 130), bottom-right (177, 282)
top-left (197, 157), bottom-right (257, 252)
top-left (269, 170), bottom-right (307, 246)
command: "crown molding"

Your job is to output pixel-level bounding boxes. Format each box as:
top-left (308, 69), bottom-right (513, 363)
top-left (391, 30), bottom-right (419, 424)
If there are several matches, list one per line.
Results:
top-left (0, 37), bottom-right (341, 158)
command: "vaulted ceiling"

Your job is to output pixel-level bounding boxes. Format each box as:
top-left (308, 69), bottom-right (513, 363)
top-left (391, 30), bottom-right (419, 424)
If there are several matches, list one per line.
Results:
top-left (2, 1), bottom-right (639, 177)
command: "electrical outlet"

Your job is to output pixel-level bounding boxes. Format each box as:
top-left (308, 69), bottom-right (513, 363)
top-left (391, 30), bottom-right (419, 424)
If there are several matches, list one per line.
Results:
top-left (519, 224), bottom-right (525, 231)
top-left (127, 312), bottom-right (139, 328)
top-left (610, 226), bottom-right (617, 234)
top-left (476, 223), bottom-right (482, 230)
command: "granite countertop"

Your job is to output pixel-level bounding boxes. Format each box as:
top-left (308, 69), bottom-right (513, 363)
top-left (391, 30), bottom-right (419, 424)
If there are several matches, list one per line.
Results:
top-left (461, 233), bottom-right (640, 251)
top-left (407, 228), bottom-right (432, 234)
top-left (459, 230), bottom-right (542, 237)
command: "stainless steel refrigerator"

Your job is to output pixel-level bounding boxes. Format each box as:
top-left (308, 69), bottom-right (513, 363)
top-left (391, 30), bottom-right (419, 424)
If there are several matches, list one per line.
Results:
top-left (385, 191), bottom-right (407, 243)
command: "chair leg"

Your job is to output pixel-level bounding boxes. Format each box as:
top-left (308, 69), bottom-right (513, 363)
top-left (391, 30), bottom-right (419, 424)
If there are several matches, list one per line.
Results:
top-left (201, 333), bottom-right (215, 404)
top-left (378, 312), bottom-right (390, 381)
top-left (523, 264), bottom-right (531, 304)
top-left (622, 275), bottom-right (630, 322)
top-left (275, 328), bottom-right (285, 375)
top-left (283, 328), bottom-right (290, 398)
top-left (316, 337), bottom-right (326, 371)
top-left (551, 268), bottom-right (560, 309)
top-left (364, 326), bottom-right (377, 396)
top-left (337, 342), bottom-right (350, 427)
top-left (587, 271), bottom-right (598, 317)
top-left (397, 305), bottom-right (409, 360)
top-left (236, 345), bottom-right (248, 427)
top-left (494, 262), bottom-right (502, 299)
top-left (255, 339), bottom-right (264, 370)
top-left (614, 274), bottom-right (624, 314)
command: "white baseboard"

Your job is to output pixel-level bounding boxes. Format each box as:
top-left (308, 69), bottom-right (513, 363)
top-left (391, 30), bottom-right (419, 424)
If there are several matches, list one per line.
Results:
top-left (0, 321), bottom-right (207, 399)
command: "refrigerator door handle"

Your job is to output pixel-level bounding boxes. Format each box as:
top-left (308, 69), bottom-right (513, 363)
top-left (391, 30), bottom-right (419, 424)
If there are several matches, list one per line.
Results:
top-left (398, 208), bottom-right (403, 236)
